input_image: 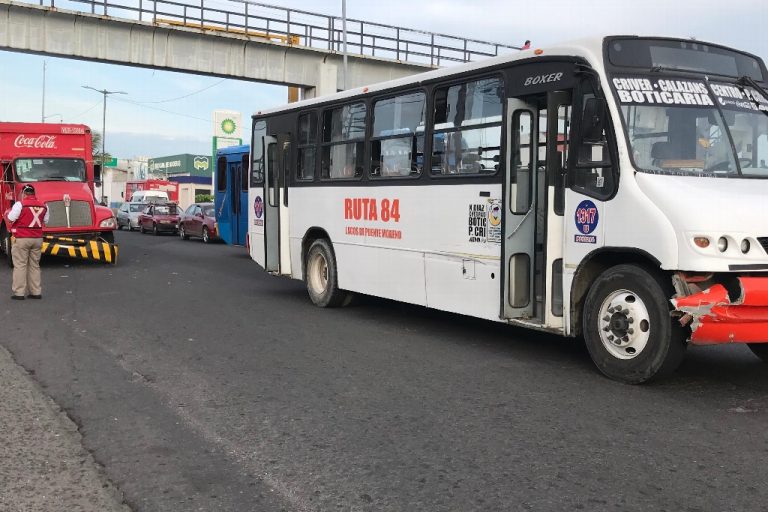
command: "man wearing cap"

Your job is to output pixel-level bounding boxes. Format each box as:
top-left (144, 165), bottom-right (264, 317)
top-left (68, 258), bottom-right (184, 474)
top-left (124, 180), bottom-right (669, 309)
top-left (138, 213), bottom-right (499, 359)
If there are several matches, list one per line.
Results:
top-left (7, 185), bottom-right (49, 300)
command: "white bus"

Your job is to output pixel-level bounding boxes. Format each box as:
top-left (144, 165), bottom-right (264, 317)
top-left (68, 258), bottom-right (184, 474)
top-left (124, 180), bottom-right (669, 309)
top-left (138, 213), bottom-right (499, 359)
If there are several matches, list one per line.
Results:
top-left (245, 36), bottom-right (768, 383)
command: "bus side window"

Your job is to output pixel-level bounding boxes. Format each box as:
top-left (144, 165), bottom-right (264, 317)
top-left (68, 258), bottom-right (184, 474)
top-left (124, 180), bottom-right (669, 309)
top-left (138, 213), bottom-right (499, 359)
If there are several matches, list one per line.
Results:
top-left (297, 112), bottom-right (317, 181)
top-left (251, 120), bottom-right (266, 186)
top-left (216, 156), bottom-right (227, 192)
top-left (371, 91), bottom-right (426, 178)
top-left (321, 103), bottom-right (366, 180)
top-left (571, 82), bottom-right (615, 199)
top-left (431, 77), bottom-right (503, 176)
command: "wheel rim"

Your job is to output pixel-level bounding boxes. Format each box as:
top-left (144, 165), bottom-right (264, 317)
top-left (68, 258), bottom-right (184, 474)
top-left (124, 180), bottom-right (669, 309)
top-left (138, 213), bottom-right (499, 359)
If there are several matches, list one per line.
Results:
top-left (180, 226), bottom-right (185, 238)
top-left (307, 251), bottom-right (329, 296)
top-left (203, 229), bottom-right (209, 242)
top-left (597, 289), bottom-right (651, 360)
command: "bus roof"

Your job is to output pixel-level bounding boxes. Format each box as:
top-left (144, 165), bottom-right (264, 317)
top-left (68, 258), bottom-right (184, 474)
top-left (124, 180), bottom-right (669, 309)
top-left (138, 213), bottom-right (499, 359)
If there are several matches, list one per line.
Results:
top-left (252, 34), bottom-right (766, 119)
top-left (252, 36), bottom-right (608, 117)
top-left (216, 144), bottom-right (250, 156)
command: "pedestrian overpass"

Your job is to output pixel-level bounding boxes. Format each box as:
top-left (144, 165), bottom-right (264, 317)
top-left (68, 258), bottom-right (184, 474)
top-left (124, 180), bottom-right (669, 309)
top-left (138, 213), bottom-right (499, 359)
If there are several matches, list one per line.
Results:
top-left (0, 0), bottom-right (518, 96)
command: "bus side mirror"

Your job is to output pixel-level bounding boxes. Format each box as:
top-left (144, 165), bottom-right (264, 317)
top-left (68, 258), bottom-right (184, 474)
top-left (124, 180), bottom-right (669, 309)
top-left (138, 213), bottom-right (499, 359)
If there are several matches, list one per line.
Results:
top-left (582, 97), bottom-right (607, 144)
top-left (94, 164), bottom-right (102, 185)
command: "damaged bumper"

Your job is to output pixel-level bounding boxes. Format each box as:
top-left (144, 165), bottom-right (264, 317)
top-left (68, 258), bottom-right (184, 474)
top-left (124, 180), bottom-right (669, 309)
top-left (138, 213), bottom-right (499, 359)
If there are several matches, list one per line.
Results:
top-left (672, 276), bottom-right (768, 344)
top-left (41, 234), bottom-right (118, 264)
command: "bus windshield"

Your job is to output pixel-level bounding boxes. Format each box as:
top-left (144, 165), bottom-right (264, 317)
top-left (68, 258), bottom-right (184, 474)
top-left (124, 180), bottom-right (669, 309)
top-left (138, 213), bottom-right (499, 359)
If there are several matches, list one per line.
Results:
top-left (14, 158), bottom-right (86, 182)
top-left (614, 78), bottom-right (768, 178)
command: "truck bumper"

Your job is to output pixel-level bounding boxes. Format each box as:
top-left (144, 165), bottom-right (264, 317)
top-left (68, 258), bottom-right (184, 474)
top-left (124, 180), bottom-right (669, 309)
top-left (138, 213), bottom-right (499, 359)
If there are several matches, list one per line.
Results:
top-left (672, 277), bottom-right (768, 345)
top-left (41, 235), bottom-right (118, 264)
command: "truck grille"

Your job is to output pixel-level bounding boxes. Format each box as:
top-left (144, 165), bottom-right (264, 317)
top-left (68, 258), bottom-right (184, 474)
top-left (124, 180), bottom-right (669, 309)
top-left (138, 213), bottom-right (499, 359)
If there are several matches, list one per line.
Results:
top-left (758, 237), bottom-right (768, 254)
top-left (46, 200), bottom-right (93, 228)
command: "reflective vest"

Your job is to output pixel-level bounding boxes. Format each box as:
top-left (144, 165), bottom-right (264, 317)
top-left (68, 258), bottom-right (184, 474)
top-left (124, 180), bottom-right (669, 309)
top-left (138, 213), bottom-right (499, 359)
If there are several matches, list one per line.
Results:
top-left (11, 197), bottom-right (47, 238)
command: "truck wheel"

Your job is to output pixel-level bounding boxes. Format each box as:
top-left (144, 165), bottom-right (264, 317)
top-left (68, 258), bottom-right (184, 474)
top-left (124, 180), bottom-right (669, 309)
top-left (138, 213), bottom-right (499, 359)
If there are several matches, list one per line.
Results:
top-left (2, 231), bottom-right (13, 268)
top-left (582, 264), bottom-right (686, 384)
top-left (305, 239), bottom-right (352, 308)
top-left (748, 344), bottom-right (768, 363)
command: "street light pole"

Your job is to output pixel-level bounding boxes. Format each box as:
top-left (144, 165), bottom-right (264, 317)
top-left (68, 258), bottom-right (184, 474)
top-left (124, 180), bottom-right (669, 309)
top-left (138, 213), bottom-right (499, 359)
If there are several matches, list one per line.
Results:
top-left (341, 0), bottom-right (348, 90)
top-left (81, 86), bottom-right (127, 169)
top-left (41, 61), bottom-right (46, 123)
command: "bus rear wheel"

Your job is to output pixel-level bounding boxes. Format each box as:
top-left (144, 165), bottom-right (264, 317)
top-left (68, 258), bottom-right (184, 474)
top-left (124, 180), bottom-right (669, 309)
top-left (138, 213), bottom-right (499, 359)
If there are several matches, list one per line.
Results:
top-left (305, 239), bottom-right (351, 308)
top-left (582, 264), bottom-right (686, 384)
top-left (748, 344), bottom-right (768, 363)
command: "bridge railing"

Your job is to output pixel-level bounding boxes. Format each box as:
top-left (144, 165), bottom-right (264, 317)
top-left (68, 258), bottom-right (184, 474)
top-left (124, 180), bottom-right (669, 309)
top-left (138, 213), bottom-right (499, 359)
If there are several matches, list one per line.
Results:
top-left (29, 0), bottom-right (519, 66)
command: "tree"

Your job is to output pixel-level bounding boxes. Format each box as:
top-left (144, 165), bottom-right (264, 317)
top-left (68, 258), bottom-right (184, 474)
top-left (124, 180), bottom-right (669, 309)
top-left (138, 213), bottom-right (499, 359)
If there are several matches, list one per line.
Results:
top-left (91, 131), bottom-right (113, 164)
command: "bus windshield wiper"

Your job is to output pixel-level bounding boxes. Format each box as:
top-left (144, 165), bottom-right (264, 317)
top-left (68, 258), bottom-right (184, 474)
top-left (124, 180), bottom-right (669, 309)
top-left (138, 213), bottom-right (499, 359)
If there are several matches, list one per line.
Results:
top-left (735, 75), bottom-right (768, 117)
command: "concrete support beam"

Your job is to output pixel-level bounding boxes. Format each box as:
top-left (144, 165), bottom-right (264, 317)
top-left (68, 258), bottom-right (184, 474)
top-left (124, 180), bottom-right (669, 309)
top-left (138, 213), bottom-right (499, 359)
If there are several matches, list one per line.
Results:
top-left (0, 1), bottom-right (432, 92)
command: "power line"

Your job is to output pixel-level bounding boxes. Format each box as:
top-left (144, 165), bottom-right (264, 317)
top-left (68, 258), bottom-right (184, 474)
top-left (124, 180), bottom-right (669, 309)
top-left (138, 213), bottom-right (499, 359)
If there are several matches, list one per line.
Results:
top-left (134, 78), bottom-right (227, 104)
top-left (111, 96), bottom-right (210, 123)
top-left (68, 99), bottom-right (103, 121)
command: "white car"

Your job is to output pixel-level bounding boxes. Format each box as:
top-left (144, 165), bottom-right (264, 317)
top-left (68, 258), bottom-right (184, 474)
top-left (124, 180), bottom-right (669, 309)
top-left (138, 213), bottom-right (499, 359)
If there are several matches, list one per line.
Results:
top-left (116, 202), bottom-right (145, 231)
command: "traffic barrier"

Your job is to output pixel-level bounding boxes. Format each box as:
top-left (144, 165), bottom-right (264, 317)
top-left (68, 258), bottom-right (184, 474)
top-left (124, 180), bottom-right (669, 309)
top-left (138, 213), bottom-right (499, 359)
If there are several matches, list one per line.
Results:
top-left (40, 235), bottom-right (118, 264)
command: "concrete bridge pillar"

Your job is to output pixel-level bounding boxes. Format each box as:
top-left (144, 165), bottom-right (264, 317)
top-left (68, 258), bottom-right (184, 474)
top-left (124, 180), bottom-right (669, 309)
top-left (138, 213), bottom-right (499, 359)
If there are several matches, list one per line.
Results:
top-left (301, 63), bottom-right (339, 100)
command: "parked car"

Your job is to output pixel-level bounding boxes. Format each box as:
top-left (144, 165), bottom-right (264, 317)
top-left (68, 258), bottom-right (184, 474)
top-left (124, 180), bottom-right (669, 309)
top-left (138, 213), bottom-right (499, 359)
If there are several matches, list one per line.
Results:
top-left (178, 202), bottom-right (218, 243)
top-left (116, 202), bottom-right (146, 231)
top-left (138, 203), bottom-right (180, 235)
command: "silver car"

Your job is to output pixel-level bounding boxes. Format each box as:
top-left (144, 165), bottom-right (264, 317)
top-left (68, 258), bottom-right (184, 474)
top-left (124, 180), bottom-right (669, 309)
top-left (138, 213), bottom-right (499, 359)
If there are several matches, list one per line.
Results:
top-left (116, 202), bottom-right (146, 231)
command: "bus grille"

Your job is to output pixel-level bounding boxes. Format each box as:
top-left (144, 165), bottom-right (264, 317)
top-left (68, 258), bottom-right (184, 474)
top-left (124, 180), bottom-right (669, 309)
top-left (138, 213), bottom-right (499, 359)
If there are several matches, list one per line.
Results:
top-left (45, 200), bottom-right (93, 228)
top-left (758, 237), bottom-right (768, 254)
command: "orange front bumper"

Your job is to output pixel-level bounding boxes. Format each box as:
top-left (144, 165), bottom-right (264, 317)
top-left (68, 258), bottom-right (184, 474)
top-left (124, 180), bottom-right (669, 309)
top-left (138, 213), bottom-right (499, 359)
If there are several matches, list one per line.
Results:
top-left (672, 277), bottom-right (768, 345)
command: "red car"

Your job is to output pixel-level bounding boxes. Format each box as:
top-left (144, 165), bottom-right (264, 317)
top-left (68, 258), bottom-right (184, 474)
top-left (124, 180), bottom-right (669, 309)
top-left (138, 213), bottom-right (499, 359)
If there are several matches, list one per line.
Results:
top-left (178, 202), bottom-right (218, 243)
top-left (138, 203), bottom-right (180, 235)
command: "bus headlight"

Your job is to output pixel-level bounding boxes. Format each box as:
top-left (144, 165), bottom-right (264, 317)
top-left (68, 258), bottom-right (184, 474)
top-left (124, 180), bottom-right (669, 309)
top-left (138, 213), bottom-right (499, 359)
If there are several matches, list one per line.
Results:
top-left (741, 239), bottom-right (751, 254)
top-left (100, 217), bottom-right (117, 229)
top-left (717, 237), bottom-right (728, 252)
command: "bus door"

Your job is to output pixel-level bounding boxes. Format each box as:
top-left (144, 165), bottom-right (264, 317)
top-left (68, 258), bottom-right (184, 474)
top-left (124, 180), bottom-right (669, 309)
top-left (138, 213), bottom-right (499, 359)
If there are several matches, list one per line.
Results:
top-left (263, 136), bottom-right (280, 272)
top-left (227, 159), bottom-right (244, 245)
top-left (504, 92), bottom-right (571, 323)
top-left (504, 99), bottom-right (539, 319)
top-left (263, 133), bottom-right (292, 275)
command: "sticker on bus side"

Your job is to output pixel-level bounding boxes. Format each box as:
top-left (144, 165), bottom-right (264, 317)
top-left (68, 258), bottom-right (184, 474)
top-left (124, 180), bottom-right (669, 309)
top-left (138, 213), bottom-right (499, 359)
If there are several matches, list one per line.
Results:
top-left (468, 198), bottom-right (501, 244)
top-left (253, 196), bottom-right (264, 226)
top-left (574, 200), bottom-right (598, 244)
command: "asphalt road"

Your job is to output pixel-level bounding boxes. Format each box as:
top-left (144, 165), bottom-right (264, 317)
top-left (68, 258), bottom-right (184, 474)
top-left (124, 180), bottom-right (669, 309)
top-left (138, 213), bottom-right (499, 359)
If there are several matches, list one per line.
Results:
top-left (1, 230), bottom-right (768, 512)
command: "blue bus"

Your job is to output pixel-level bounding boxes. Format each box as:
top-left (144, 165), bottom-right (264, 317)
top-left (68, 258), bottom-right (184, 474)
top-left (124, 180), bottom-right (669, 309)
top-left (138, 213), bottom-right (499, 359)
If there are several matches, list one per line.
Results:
top-left (214, 144), bottom-right (249, 246)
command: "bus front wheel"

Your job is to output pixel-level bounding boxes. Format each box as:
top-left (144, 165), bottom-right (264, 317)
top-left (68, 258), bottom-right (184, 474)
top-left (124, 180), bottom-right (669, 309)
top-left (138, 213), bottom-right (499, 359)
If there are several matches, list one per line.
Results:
top-left (305, 239), bottom-right (352, 308)
top-left (582, 264), bottom-right (686, 384)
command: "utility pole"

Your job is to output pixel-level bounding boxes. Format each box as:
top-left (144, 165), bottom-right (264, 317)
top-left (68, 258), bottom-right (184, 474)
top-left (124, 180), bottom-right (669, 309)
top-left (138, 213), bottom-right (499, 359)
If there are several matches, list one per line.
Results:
top-left (41, 61), bottom-right (46, 122)
top-left (81, 86), bottom-right (127, 168)
top-left (341, 0), bottom-right (348, 90)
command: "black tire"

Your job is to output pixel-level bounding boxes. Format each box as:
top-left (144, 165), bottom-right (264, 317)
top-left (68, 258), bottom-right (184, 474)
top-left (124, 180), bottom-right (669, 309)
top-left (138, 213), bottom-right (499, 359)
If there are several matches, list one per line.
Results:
top-left (582, 264), bottom-right (686, 384)
top-left (2, 230), bottom-right (13, 268)
top-left (140, 224), bottom-right (146, 234)
top-left (179, 225), bottom-right (189, 240)
top-left (153, 223), bottom-right (159, 236)
top-left (304, 238), bottom-right (352, 308)
top-left (202, 226), bottom-right (210, 244)
top-left (748, 344), bottom-right (768, 363)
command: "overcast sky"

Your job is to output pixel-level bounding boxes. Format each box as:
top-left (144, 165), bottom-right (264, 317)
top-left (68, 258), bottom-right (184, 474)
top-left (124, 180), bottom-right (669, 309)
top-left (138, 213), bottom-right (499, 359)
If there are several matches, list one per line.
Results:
top-left (1, 0), bottom-right (766, 159)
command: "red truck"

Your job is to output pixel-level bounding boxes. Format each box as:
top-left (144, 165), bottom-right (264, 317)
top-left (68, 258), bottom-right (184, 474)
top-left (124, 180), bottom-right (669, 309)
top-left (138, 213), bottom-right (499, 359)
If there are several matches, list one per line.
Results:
top-left (0, 122), bottom-right (118, 264)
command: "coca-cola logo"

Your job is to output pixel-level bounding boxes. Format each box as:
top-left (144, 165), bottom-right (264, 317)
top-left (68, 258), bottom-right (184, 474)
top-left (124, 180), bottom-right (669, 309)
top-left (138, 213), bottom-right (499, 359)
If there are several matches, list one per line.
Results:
top-left (14, 135), bottom-right (57, 149)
